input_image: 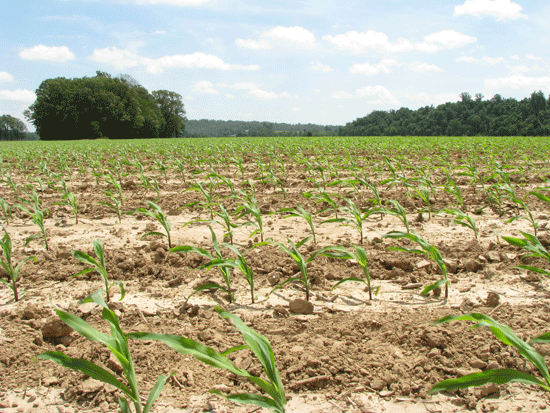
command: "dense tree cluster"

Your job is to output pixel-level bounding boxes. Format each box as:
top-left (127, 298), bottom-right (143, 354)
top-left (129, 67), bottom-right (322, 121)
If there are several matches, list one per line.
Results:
top-left (339, 91), bottom-right (550, 137)
top-left (185, 119), bottom-right (339, 137)
top-left (0, 114), bottom-right (28, 141)
top-left (25, 72), bottom-right (186, 141)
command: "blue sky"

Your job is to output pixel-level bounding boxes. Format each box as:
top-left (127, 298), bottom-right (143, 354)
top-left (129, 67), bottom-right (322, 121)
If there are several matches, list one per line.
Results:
top-left (1, 0), bottom-right (550, 130)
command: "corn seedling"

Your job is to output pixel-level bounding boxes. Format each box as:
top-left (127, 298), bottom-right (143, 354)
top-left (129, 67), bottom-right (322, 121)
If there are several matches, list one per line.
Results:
top-left (430, 313), bottom-right (550, 394)
top-left (384, 231), bottom-right (449, 298)
top-left (129, 306), bottom-right (286, 413)
top-left (170, 226), bottom-right (234, 303)
top-left (205, 243), bottom-right (257, 304)
top-left (15, 202), bottom-right (50, 251)
top-left (235, 195), bottom-right (265, 242)
top-left (39, 294), bottom-right (171, 413)
top-left (133, 201), bottom-right (172, 248)
top-left (72, 239), bottom-right (125, 303)
top-left (320, 244), bottom-right (378, 300)
top-left (321, 198), bottom-right (375, 244)
top-left (0, 198), bottom-right (12, 226)
top-left (0, 230), bottom-right (36, 302)
top-left (265, 237), bottom-right (319, 301)
top-left (278, 205), bottom-right (318, 244)
top-left (501, 184), bottom-right (539, 236)
top-left (379, 199), bottom-right (411, 233)
top-left (212, 205), bottom-right (242, 245)
top-left (441, 208), bottom-right (479, 241)
top-left (99, 190), bottom-right (124, 224)
top-left (185, 179), bottom-right (219, 220)
top-left (302, 190), bottom-right (340, 219)
top-left (501, 231), bottom-right (550, 278)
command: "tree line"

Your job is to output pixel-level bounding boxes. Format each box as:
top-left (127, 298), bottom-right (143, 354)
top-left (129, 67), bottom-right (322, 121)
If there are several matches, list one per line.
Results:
top-left (20, 71), bottom-right (186, 141)
top-left (184, 119), bottom-right (340, 137)
top-left (339, 91), bottom-right (550, 137)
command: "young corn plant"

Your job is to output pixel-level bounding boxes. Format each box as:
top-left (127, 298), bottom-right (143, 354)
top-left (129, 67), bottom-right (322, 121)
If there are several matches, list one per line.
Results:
top-left (384, 231), bottom-right (449, 298)
top-left (205, 243), bottom-right (257, 304)
top-left (302, 190), bottom-right (340, 219)
top-left (265, 237), bottom-right (319, 302)
top-left (278, 205), bottom-right (318, 244)
top-left (15, 202), bottom-right (50, 251)
top-left (319, 244), bottom-right (378, 300)
top-left (442, 208), bottom-right (479, 241)
top-left (129, 306), bottom-right (287, 413)
top-left (235, 195), bottom-right (266, 242)
top-left (320, 198), bottom-right (375, 245)
top-left (72, 239), bottom-right (125, 304)
top-left (501, 231), bottom-right (550, 278)
top-left (170, 226), bottom-right (234, 303)
top-left (133, 201), bottom-right (173, 248)
top-left (212, 205), bottom-right (242, 245)
top-left (99, 190), bottom-right (124, 224)
top-left (501, 184), bottom-right (539, 236)
top-left (0, 198), bottom-right (12, 226)
top-left (379, 199), bottom-right (411, 233)
top-left (0, 230), bottom-right (36, 302)
top-left (430, 313), bottom-right (550, 394)
top-left (185, 179), bottom-right (219, 220)
top-left (39, 294), bottom-right (171, 413)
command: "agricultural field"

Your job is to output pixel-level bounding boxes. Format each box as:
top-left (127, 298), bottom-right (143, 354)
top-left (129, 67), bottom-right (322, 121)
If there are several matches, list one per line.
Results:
top-left (1, 135), bottom-right (550, 413)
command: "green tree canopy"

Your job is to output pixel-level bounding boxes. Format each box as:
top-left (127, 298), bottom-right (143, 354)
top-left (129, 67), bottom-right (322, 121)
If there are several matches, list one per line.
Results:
top-left (26, 72), bottom-right (185, 141)
top-left (0, 115), bottom-right (28, 141)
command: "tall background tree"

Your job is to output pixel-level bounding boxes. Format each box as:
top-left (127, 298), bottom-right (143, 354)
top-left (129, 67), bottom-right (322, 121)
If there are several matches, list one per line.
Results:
top-left (152, 90), bottom-right (187, 138)
top-left (0, 115), bottom-right (28, 141)
top-left (25, 72), bottom-right (186, 141)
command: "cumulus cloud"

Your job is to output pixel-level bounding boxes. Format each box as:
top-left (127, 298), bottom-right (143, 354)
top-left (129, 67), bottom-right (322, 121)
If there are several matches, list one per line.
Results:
top-left (230, 82), bottom-right (258, 90)
top-left (406, 91), bottom-right (461, 105)
top-left (292, 107), bottom-right (300, 111)
top-left (225, 93), bottom-right (235, 98)
top-left (0, 72), bottom-right (14, 82)
top-left (323, 29), bottom-right (475, 54)
top-left (20, 45), bottom-right (76, 63)
top-left (311, 62), bottom-right (334, 73)
top-left (507, 64), bottom-right (531, 73)
top-left (526, 53), bottom-right (541, 61)
top-left (247, 89), bottom-right (294, 100)
top-left (454, 0), bottom-right (527, 21)
top-left (456, 55), bottom-right (506, 65)
top-left (349, 59), bottom-right (398, 75)
top-left (193, 81), bottom-right (218, 94)
top-left (409, 62), bottom-right (444, 72)
top-left (331, 86), bottom-right (399, 105)
top-left (485, 73), bottom-right (550, 90)
top-left (89, 47), bottom-right (260, 73)
top-left (123, 0), bottom-right (211, 5)
top-left (237, 25), bottom-right (315, 50)
top-left (235, 38), bottom-right (272, 50)
top-left (0, 89), bottom-right (36, 102)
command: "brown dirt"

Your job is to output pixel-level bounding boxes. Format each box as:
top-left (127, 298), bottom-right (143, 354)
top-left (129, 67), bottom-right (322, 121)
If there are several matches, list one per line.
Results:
top-left (1, 139), bottom-right (550, 412)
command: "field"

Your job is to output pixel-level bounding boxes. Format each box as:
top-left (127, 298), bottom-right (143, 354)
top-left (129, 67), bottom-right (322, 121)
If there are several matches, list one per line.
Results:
top-left (1, 136), bottom-right (550, 412)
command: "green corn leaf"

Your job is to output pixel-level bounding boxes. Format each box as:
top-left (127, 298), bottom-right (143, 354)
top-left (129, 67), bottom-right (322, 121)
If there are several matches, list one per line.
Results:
top-left (141, 231), bottom-right (167, 239)
top-left (72, 250), bottom-right (100, 269)
top-left (143, 373), bottom-right (172, 413)
top-left (37, 352), bottom-right (135, 399)
top-left (210, 390), bottom-right (283, 412)
top-left (530, 332), bottom-right (550, 344)
top-left (516, 265), bottom-right (550, 277)
top-left (119, 397), bottom-right (131, 413)
top-left (430, 369), bottom-right (548, 394)
top-left (331, 277), bottom-right (367, 291)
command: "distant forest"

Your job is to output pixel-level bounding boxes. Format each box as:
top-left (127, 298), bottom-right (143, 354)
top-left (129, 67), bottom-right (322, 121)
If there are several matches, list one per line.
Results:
top-left (185, 120), bottom-right (340, 137)
top-left (339, 91), bottom-right (550, 137)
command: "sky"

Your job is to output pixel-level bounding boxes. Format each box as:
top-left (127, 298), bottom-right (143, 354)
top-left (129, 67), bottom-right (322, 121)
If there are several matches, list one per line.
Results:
top-left (1, 0), bottom-right (550, 130)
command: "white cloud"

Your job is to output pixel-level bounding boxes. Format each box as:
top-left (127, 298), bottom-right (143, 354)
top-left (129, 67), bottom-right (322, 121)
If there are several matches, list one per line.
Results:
top-left (349, 59), bottom-right (398, 75)
top-left (311, 61), bottom-right (334, 73)
top-left (0, 89), bottom-right (36, 102)
top-left (123, 0), bottom-right (211, 5)
top-left (153, 30), bottom-right (167, 35)
top-left (409, 62), bottom-right (444, 73)
top-left (406, 91), bottom-right (460, 105)
top-left (508, 64), bottom-right (531, 73)
top-left (292, 107), bottom-right (300, 111)
top-left (235, 38), bottom-right (272, 50)
top-left (526, 53), bottom-right (541, 61)
top-left (225, 93), bottom-right (235, 98)
top-left (485, 73), bottom-right (550, 90)
top-left (454, 0), bottom-right (527, 21)
top-left (230, 82), bottom-right (258, 90)
top-left (19, 45), bottom-right (76, 63)
top-left (265, 26), bottom-right (315, 45)
top-left (331, 90), bottom-right (354, 99)
top-left (422, 30), bottom-right (477, 49)
top-left (510, 54), bottom-right (520, 60)
top-left (331, 86), bottom-right (399, 105)
top-left (312, 88), bottom-right (321, 93)
top-left (323, 29), bottom-right (475, 54)
top-left (193, 81), bottom-right (219, 94)
top-left (355, 86), bottom-right (400, 105)
top-left (456, 55), bottom-right (505, 64)
top-left (89, 47), bottom-right (260, 73)
top-left (0, 72), bottom-right (14, 82)
top-left (248, 89), bottom-right (293, 100)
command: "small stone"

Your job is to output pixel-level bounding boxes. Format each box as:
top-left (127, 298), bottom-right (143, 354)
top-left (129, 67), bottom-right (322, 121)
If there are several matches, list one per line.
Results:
top-left (289, 299), bottom-right (314, 315)
top-left (370, 378), bottom-right (386, 390)
top-left (486, 292), bottom-right (500, 307)
top-left (107, 353), bottom-right (123, 373)
top-left (459, 298), bottom-right (476, 312)
top-left (22, 303), bottom-right (39, 320)
top-left (267, 271), bottom-right (282, 286)
top-left (42, 317), bottom-right (73, 338)
top-left (80, 378), bottom-right (103, 393)
top-left (464, 259), bottom-right (483, 273)
top-left (43, 376), bottom-right (60, 386)
top-left (417, 260), bottom-right (431, 270)
top-left (485, 251), bottom-right (501, 262)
